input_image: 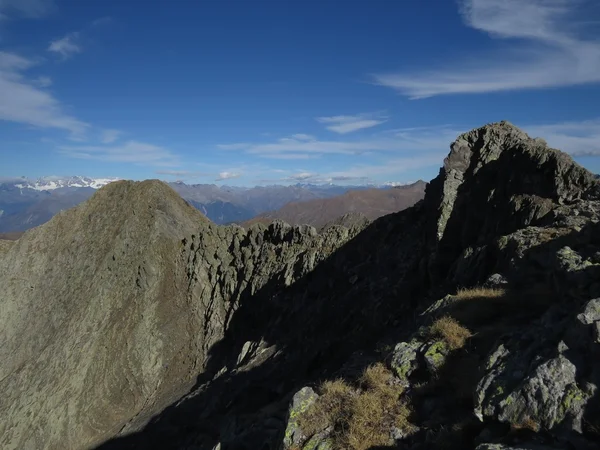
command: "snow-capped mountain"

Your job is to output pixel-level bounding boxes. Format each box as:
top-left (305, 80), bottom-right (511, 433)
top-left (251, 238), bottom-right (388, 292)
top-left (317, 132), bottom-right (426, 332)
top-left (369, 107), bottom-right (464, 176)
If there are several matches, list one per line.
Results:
top-left (11, 176), bottom-right (121, 191)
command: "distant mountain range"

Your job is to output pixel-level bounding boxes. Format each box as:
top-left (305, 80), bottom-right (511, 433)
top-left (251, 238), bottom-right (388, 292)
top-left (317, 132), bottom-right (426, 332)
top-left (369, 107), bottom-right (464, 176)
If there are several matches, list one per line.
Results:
top-left (241, 181), bottom-right (427, 229)
top-left (5, 176), bottom-right (120, 191)
top-left (0, 177), bottom-right (412, 232)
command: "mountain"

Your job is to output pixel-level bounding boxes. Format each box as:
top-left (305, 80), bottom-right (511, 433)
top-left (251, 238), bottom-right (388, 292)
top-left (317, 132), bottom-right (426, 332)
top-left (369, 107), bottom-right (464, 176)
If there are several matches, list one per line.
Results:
top-left (3, 122), bottom-right (600, 450)
top-left (0, 178), bottom-right (396, 232)
top-left (167, 182), bottom-right (382, 224)
top-left (11, 176), bottom-right (121, 191)
top-left (0, 177), bottom-right (120, 233)
top-left (241, 180), bottom-right (427, 229)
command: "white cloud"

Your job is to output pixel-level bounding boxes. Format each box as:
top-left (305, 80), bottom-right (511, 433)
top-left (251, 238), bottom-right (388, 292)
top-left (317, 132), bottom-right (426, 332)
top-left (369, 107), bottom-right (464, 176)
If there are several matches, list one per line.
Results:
top-left (0, 0), bottom-right (54, 18)
top-left (218, 127), bottom-right (459, 160)
top-left (216, 171), bottom-right (241, 181)
top-left (216, 143), bottom-right (251, 150)
top-left (262, 153), bottom-right (318, 160)
top-left (260, 154), bottom-right (445, 185)
top-left (91, 16), bottom-right (112, 27)
top-left (34, 75), bottom-right (52, 87)
top-left (48, 32), bottom-right (81, 59)
top-left (155, 170), bottom-right (210, 178)
top-left (59, 140), bottom-right (179, 166)
top-left (0, 51), bottom-right (89, 138)
top-left (287, 172), bottom-right (315, 181)
top-left (291, 133), bottom-right (315, 141)
top-left (523, 119), bottom-right (600, 156)
top-left (373, 0), bottom-right (600, 98)
top-left (316, 113), bottom-right (387, 134)
top-left (101, 129), bottom-right (122, 144)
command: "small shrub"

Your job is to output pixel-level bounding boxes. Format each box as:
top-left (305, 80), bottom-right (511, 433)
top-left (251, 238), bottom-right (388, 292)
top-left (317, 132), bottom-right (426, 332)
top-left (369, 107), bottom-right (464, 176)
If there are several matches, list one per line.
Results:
top-left (429, 316), bottom-right (472, 350)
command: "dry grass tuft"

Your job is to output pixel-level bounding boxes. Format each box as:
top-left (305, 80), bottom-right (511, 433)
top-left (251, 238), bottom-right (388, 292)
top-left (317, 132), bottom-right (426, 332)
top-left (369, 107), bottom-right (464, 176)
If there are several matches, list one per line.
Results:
top-left (446, 284), bottom-right (558, 330)
top-left (428, 316), bottom-right (472, 350)
top-left (454, 287), bottom-right (506, 301)
top-left (511, 416), bottom-right (540, 432)
top-left (298, 379), bottom-right (353, 437)
top-left (299, 364), bottom-right (413, 450)
top-left (360, 363), bottom-right (393, 391)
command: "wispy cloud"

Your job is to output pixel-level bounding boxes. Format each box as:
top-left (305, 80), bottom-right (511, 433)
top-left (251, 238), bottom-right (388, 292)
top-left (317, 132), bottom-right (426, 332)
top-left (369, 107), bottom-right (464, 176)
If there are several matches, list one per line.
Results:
top-left (291, 133), bottom-right (315, 141)
top-left (217, 143), bottom-right (251, 150)
top-left (373, 0), bottom-right (600, 98)
top-left (0, 51), bottom-right (89, 138)
top-left (48, 32), bottom-right (81, 60)
top-left (216, 171), bottom-right (241, 181)
top-left (523, 119), bottom-right (600, 156)
top-left (101, 129), bottom-right (122, 144)
top-left (91, 16), bottom-right (112, 27)
top-left (260, 154), bottom-right (443, 185)
top-left (218, 127), bottom-right (459, 160)
top-left (33, 75), bottom-right (52, 87)
top-left (0, 0), bottom-right (55, 19)
top-left (286, 172), bottom-right (316, 181)
top-left (155, 170), bottom-right (210, 178)
top-left (59, 141), bottom-right (179, 166)
top-left (316, 112), bottom-right (387, 134)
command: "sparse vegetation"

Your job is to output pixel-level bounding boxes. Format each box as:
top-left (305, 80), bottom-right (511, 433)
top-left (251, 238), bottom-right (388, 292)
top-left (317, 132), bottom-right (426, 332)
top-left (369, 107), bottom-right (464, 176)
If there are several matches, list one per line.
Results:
top-left (428, 316), bottom-right (472, 350)
top-left (443, 284), bottom-right (557, 329)
top-left (454, 287), bottom-right (506, 301)
top-left (511, 416), bottom-right (540, 432)
top-left (298, 363), bottom-right (414, 450)
top-left (297, 379), bottom-right (353, 437)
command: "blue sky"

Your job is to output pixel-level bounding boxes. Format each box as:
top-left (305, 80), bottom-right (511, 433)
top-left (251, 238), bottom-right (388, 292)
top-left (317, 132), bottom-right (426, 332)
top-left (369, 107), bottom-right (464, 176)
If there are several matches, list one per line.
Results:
top-left (1, 0), bottom-right (600, 186)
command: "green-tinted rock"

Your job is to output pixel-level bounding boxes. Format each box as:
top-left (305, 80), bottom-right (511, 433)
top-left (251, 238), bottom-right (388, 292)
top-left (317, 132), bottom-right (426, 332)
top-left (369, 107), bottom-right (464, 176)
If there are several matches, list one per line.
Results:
top-left (282, 387), bottom-right (319, 449)
top-left (423, 341), bottom-right (449, 373)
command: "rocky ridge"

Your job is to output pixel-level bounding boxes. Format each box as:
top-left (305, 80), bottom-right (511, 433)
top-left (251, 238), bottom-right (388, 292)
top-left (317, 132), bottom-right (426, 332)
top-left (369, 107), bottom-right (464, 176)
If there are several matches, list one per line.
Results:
top-left (1, 121), bottom-right (600, 450)
top-left (0, 182), bottom-right (361, 449)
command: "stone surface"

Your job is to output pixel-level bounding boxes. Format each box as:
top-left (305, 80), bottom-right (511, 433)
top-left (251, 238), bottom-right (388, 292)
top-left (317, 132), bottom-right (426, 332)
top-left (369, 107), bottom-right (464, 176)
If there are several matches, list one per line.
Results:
top-left (578, 298), bottom-right (600, 325)
top-left (390, 340), bottom-right (422, 382)
top-left (282, 387), bottom-right (319, 450)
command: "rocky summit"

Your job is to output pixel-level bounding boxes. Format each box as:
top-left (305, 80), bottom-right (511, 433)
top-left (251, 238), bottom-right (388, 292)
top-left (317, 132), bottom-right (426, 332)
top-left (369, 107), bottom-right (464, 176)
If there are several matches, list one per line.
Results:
top-left (2, 121), bottom-right (600, 450)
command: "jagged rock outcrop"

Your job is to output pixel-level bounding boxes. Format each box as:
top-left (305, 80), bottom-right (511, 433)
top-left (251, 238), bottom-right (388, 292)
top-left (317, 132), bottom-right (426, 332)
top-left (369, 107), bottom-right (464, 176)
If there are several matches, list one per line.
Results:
top-left (277, 122), bottom-right (600, 450)
top-left (3, 121), bottom-right (600, 450)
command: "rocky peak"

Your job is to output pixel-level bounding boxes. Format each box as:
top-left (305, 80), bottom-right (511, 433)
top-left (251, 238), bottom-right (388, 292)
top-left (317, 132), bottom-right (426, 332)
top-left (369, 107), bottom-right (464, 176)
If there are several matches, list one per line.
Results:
top-left (424, 121), bottom-right (598, 284)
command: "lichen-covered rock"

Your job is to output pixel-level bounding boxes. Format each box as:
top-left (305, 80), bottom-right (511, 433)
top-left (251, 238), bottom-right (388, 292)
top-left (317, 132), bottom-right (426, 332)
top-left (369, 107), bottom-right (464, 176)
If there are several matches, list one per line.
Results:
top-left (282, 387), bottom-right (319, 449)
top-left (301, 432), bottom-right (333, 450)
top-left (423, 341), bottom-right (449, 373)
top-left (496, 356), bottom-right (587, 431)
top-left (390, 340), bottom-right (422, 382)
top-left (475, 296), bottom-right (600, 435)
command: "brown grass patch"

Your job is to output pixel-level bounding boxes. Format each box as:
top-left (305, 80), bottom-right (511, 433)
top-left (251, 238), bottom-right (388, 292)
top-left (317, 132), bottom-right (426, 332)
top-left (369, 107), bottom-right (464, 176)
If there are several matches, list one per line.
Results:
top-left (297, 379), bottom-right (353, 437)
top-left (299, 364), bottom-right (413, 450)
top-left (454, 287), bottom-right (506, 301)
top-left (445, 284), bottom-right (557, 330)
top-left (511, 416), bottom-right (540, 432)
top-left (428, 317), bottom-right (472, 350)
